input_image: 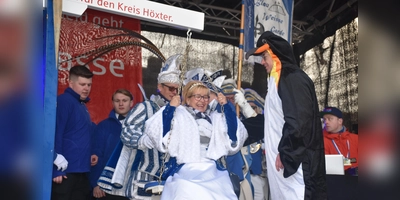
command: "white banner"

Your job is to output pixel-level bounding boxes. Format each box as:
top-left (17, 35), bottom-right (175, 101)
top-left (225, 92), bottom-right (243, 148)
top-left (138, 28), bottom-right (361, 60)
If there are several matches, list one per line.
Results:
top-left (44, 0), bottom-right (205, 32)
top-left (254, 0), bottom-right (292, 43)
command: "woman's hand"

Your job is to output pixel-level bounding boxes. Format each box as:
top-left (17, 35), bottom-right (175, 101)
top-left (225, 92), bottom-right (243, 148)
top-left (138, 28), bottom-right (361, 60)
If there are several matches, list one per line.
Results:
top-left (217, 93), bottom-right (227, 105)
top-left (170, 95), bottom-right (181, 107)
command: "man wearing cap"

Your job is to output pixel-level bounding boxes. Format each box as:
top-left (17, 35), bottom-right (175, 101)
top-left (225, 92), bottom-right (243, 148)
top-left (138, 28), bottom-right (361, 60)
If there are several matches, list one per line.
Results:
top-left (97, 55), bottom-right (182, 199)
top-left (320, 107), bottom-right (358, 173)
top-left (246, 31), bottom-right (326, 200)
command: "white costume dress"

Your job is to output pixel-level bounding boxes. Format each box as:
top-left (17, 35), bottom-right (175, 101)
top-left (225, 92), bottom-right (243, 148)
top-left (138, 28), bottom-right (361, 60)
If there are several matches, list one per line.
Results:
top-left (144, 105), bottom-right (248, 200)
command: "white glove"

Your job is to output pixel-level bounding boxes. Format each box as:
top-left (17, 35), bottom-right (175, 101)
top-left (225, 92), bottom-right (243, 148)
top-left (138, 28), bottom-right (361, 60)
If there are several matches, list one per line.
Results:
top-left (233, 88), bottom-right (256, 118)
top-left (54, 153), bottom-right (68, 171)
top-left (139, 134), bottom-right (155, 149)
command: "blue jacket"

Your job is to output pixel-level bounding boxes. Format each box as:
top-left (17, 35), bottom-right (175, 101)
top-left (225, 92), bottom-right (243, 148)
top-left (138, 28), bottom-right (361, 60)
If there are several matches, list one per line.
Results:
top-left (89, 110), bottom-right (122, 188)
top-left (53, 88), bottom-right (92, 178)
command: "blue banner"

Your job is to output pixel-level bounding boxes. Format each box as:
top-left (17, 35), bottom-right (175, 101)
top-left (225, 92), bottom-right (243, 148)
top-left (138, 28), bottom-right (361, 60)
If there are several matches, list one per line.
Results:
top-left (244, 0), bottom-right (255, 53)
top-left (244, 0), bottom-right (293, 54)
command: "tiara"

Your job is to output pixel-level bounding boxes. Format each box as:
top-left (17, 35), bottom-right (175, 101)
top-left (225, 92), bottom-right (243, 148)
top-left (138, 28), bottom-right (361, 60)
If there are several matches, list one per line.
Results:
top-left (188, 82), bottom-right (206, 91)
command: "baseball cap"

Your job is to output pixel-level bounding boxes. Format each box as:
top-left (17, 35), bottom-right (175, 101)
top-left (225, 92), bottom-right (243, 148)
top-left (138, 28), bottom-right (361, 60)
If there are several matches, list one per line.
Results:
top-left (320, 107), bottom-right (343, 118)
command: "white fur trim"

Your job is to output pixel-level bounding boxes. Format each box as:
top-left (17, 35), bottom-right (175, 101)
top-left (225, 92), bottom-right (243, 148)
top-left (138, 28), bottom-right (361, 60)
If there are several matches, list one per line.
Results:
top-left (144, 106), bottom-right (248, 163)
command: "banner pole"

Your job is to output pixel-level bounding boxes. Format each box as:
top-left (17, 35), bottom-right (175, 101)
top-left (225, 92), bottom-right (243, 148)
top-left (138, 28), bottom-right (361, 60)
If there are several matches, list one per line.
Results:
top-left (53, 0), bottom-right (62, 64)
top-left (236, 1), bottom-right (245, 116)
top-left (44, 0), bottom-right (59, 199)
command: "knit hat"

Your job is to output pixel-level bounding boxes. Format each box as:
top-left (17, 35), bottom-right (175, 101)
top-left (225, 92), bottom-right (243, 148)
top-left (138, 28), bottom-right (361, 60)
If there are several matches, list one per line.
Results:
top-left (244, 88), bottom-right (265, 110)
top-left (221, 78), bottom-right (237, 95)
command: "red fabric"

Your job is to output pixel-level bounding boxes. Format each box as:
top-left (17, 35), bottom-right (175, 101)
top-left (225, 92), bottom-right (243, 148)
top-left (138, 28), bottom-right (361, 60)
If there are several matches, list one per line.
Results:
top-left (58, 9), bottom-right (142, 124)
top-left (323, 129), bottom-right (358, 170)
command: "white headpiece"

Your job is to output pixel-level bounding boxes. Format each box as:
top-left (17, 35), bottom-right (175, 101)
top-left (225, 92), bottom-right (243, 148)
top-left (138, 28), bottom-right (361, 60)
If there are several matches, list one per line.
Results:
top-left (212, 75), bottom-right (226, 89)
top-left (157, 54), bottom-right (182, 85)
top-left (183, 68), bottom-right (205, 86)
top-left (184, 68), bottom-right (226, 93)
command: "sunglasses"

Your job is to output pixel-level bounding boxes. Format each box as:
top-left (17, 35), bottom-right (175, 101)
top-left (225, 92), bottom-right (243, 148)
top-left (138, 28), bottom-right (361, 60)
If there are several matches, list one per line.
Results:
top-left (161, 83), bottom-right (179, 92)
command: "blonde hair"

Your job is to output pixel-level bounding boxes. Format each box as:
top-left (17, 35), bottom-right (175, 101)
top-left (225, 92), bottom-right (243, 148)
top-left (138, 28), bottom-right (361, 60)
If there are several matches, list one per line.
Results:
top-left (181, 81), bottom-right (209, 105)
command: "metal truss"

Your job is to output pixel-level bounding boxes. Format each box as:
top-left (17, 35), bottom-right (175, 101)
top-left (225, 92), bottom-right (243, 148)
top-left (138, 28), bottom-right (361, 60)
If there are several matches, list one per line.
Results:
top-left (147, 0), bottom-right (357, 46)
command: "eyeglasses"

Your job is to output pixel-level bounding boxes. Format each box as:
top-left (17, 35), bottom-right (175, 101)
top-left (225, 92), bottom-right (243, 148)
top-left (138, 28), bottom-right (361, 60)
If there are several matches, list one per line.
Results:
top-left (189, 94), bottom-right (210, 101)
top-left (161, 83), bottom-right (179, 92)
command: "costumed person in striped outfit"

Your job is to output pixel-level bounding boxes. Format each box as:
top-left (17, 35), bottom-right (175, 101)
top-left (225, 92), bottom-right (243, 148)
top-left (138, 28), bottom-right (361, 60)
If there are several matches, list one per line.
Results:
top-left (97, 54), bottom-right (182, 199)
top-left (144, 81), bottom-right (248, 200)
top-left (246, 31), bottom-right (327, 200)
top-left (89, 89), bottom-right (134, 200)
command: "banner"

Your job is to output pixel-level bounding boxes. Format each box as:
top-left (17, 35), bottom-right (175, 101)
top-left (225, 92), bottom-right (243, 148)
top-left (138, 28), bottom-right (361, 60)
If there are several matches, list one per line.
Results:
top-left (244, 0), bottom-right (293, 62)
top-left (58, 9), bottom-right (142, 124)
top-left (62, 0), bottom-right (204, 32)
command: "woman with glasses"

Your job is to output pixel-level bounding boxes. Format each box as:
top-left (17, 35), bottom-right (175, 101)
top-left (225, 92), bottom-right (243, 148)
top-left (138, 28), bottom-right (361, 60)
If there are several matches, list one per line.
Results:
top-left (144, 80), bottom-right (248, 200)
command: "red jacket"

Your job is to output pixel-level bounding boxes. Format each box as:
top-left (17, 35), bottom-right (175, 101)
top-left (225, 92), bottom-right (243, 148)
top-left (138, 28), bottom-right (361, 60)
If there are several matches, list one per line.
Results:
top-left (324, 129), bottom-right (358, 170)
